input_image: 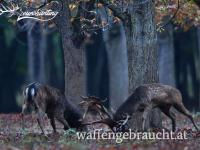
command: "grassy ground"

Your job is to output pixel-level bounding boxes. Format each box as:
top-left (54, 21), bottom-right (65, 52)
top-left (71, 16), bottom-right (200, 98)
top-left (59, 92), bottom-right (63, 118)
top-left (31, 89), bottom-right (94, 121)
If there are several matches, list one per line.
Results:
top-left (0, 113), bottom-right (200, 150)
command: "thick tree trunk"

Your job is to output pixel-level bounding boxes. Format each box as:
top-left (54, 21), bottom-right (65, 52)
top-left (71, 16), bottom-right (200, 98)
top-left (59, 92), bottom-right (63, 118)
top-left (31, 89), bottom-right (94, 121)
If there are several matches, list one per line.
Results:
top-left (126, 2), bottom-right (158, 91)
top-left (62, 36), bottom-right (86, 100)
top-left (103, 23), bottom-right (129, 110)
top-left (55, 1), bottom-right (86, 102)
top-left (158, 24), bottom-right (175, 86)
top-left (125, 0), bottom-right (162, 129)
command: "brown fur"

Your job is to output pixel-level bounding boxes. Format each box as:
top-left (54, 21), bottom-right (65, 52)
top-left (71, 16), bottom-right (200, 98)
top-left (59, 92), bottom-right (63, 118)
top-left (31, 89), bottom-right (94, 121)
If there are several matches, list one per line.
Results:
top-left (79, 96), bottom-right (112, 119)
top-left (82, 83), bottom-right (199, 132)
top-left (21, 83), bottom-right (83, 135)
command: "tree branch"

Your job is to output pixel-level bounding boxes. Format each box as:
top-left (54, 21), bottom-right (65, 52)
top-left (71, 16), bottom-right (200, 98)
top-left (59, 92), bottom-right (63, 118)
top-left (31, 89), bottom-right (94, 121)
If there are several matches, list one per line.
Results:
top-left (157, 0), bottom-right (180, 29)
top-left (98, 0), bottom-right (130, 22)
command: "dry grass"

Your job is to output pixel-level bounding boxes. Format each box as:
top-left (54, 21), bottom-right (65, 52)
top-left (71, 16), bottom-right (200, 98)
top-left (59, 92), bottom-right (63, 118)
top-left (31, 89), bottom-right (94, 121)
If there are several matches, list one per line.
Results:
top-left (0, 113), bottom-right (200, 150)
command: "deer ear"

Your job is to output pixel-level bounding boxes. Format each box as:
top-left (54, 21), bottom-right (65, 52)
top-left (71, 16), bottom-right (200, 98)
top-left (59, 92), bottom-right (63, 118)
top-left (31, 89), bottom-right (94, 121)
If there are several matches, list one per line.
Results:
top-left (23, 87), bottom-right (29, 96)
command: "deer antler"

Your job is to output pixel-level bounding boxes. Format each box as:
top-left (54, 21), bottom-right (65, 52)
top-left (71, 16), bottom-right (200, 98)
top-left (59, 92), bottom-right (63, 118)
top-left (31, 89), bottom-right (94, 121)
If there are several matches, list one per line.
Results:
top-left (117, 113), bottom-right (131, 126)
top-left (81, 113), bottom-right (131, 132)
top-left (88, 96), bottom-right (108, 103)
top-left (114, 113), bottom-right (131, 132)
top-left (80, 95), bottom-right (113, 119)
top-left (0, 3), bottom-right (19, 17)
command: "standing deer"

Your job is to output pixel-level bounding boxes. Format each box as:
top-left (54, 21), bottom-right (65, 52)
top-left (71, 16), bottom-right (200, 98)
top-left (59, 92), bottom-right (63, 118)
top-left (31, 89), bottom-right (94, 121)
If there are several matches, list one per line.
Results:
top-left (21, 82), bottom-right (84, 135)
top-left (81, 83), bottom-right (199, 132)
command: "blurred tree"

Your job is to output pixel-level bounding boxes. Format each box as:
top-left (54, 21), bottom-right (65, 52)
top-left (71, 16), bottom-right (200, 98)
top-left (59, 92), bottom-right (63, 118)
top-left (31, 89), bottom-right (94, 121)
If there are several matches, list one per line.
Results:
top-left (103, 22), bottom-right (129, 110)
top-left (158, 24), bottom-right (176, 86)
top-left (85, 30), bottom-right (109, 107)
top-left (156, 0), bottom-right (200, 111)
top-left (46, 32), bottom-right (64, 90)
top-left (27, 21), bottom-right (47, 83)
top-left (0, 18), bottom-right (27, 112)
top-left (174, 27), bottom-right (200, 111)
top-left (196, 27), bottom-right (200, 109)
top-left (104, 24), bottom-right (128, 110)
top-left (97, 7), bottom-right (129, 110)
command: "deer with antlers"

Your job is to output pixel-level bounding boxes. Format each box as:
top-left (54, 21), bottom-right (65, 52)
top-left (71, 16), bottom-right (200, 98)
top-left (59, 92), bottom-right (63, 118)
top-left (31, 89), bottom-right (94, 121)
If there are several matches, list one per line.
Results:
top-left (80, 83), bottom-right (199, 132)
top-left (21, 82), bottom-right (84, 135)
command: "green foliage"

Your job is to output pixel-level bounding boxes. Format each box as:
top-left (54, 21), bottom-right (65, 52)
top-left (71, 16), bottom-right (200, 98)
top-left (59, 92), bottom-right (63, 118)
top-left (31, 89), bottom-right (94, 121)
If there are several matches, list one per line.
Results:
top-left (63, 128), bottom-right (77, 137)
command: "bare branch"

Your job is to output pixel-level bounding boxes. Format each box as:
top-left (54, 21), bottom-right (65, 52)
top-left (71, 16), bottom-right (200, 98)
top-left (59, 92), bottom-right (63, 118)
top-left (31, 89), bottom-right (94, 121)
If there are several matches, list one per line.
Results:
top-left (98, 0), bottom-right (129, 22)
top-left (157, 0), bottom-right (180, 30)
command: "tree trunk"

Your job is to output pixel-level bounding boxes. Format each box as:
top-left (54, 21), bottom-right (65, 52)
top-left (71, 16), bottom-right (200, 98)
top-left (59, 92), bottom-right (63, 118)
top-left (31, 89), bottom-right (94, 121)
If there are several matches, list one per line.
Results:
top-left (86, 31), bottom-right (109, 107)
top-left (27, 21), bottom-right (46, 83)
top-left (55, 0), bottom-right (86, 102)
top-left (126, 2), bottom-right (158, 91)
top-left (174, 28), bottom-right (199, 111)
top-left (0, 25), bottom-right (19, 112)
top-left (103, 23), bottom-right (129, 110)
top-left (98, 7), bottom-right (129, 110)
top-left (158, 24), bottom-right (175, 86)
top-left (195, 27), bottom-right (200, 110)
top-left (124, 0), bottom-right (162, 129)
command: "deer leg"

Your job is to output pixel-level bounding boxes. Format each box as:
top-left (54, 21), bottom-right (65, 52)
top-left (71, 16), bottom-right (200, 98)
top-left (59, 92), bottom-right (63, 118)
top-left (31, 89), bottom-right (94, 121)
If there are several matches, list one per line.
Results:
top-left (49, 115), bottom-right (56, 133)
top-left (174, 103), bottom-right (199, 131)
top-left (170, 111), bottom-right (176, 132)
top-left (55, 114), bottom-right (70, 130)
top-left (36, 111), bottom-right (46, 135)
top-left (37, 118), bottom-right (46, 135)
top-left (142, 106), bottom-right (152, 131)
top-left (161, 107), bottom-right (176, 132)
top-left (21, 103), bottom-right (27, 129)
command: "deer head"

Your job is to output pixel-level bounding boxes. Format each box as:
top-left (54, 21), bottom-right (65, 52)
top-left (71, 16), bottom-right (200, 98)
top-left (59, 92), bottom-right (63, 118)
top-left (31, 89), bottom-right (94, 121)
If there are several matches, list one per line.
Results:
top-left (79, 96), bottom-right (112, 119)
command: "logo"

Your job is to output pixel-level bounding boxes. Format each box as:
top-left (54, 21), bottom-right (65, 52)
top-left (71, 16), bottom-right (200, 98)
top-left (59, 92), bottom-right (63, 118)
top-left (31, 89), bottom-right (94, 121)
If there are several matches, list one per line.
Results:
top-left (0, 1), bottom-right (61, 22)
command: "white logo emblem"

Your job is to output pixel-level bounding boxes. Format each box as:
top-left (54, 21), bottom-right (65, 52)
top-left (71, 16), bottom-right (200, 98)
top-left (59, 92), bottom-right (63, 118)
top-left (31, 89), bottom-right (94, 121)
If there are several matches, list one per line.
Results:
top-left (0, 1), bottom-right (60, 22)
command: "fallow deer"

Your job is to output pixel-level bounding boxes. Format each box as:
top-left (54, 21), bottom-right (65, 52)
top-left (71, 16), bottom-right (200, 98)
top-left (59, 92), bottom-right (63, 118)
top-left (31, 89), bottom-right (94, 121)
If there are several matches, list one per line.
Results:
top-left (81, 84), bottom-right (199, 132)
top-left (21, 82), bottom-right (84, 135)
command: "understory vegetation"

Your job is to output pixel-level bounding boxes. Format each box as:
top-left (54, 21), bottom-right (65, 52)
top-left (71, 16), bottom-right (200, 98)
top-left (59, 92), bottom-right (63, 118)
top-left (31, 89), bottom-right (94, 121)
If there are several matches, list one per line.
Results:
top-left (0, 113), bottom-right (200, 150)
